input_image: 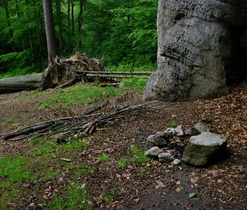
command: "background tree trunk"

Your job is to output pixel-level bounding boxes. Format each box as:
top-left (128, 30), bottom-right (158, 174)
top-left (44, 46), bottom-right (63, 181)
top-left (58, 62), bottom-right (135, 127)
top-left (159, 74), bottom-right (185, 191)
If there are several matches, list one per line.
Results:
top-left (42, 0), bottom-right (58, 63)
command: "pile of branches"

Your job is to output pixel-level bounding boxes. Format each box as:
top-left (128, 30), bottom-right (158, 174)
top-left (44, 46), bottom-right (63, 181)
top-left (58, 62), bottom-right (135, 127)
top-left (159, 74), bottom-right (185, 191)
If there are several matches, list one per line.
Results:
top-left (3, 93), bottom-right (156, 141)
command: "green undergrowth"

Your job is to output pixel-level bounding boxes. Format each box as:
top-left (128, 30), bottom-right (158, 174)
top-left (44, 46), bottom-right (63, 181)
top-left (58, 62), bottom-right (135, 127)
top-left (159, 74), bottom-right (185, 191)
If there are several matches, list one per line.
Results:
top-left (0, 77), bottom-right (151, 209)
top-left (0, 156), bottom-right (37, 209)
top-left (107, 63), bottom-right (156, 72)
top-left (45, 183), bottom-right (92, 210)
top-left (116, 146), bottom-right (150, 168)
top-left (0, 137), bottom-right (151, 209)
top-left (0, 138), bottom-right (91, 209)
top-left (2, 119), bottom-right (23, 127)
top-left (0, 77), bottom-right (147, 109)
top-left (0, 66), bottom-right (38, 79)
top-left (30, 77), bottom-right (147, 109)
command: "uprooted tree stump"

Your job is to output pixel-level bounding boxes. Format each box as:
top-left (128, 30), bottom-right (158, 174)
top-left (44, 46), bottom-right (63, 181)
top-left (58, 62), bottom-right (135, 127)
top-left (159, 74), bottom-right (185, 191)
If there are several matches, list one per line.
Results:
top-left (39, 52), bottom-right (105, 90)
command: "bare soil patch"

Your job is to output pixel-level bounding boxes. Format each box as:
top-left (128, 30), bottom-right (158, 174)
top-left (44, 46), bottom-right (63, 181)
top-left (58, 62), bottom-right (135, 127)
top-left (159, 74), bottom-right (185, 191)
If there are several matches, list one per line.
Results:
top-left (0, 81), bottom-right (247, 209)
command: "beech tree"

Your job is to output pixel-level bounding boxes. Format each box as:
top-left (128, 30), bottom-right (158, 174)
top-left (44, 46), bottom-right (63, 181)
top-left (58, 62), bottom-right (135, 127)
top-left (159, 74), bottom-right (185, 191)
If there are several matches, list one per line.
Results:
top-left (42, 0), bottom-right (57, 63)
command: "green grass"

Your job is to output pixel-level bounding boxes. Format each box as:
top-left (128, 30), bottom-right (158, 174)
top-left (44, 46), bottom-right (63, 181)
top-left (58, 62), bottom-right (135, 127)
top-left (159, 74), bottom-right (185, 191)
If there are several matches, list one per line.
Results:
top-left (31, 77), bottom-right (148, 109)
top-left (74, 164), bottom-right (90, 177)
top-left (101, 189), bottom-right (118, 203)
top-left (0, 187), bottom-right (23, 210)
top-left (45, 183), bottom-right (92, 210)
top-left (0, 137), bottom-right (93, 209)
top-left (34, 83), bottom-right (119, 109)
top-left (165, 120), bottom-right (177, 128)
top-left (117, 157), bottom-right (129, 168)
top-left (1, 119), bottom-right (23, 127)
top-left (127, 146), bottom-right (150, 166)
top-left (3, 118), bottom-right (14, 124)
top-left (58, 138), bottom-right (88, 151)
top-left (0, 76), bottom-right (151, 209)
top-left (1, 75), bottom-right (148, 109)
top-left (121, 77), bottom-right (148, 93)
top-left (29, 137), bottom-right (39, 145)
top-left (107, 63), bottom-right (156, 72)
top-left (98, 153), bottom-right (110, 161)
top-left (0, 156), bottom-right (37, 209)
top-left (0, 156), bottom-right (32, 182)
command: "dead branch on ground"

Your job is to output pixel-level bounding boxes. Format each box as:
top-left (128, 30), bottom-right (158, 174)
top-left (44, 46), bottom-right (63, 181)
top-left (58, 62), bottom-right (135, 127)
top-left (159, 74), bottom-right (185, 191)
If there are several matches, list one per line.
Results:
top-left (3, 94), bottom-right (158, 141)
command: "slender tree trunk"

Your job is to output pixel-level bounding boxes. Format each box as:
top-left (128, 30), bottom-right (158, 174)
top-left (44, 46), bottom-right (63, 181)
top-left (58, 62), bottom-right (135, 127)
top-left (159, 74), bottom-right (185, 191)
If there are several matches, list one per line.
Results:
top-left (71, 0), bottom-right (75, 36)
top-left (67, 0), bottom-right (71, 53)
top-left (55, 0), bottom-right (63, 52)
top-left (42, 0), bottom-right (58, 63)
top-left (33, 0), bottom-right (46, 69)
top-left (75, 0), bottom-right (85, 51)
top-left (3, 0), bottom-right (15, 51)
top-left (25, 0), bottom-right (35, 64)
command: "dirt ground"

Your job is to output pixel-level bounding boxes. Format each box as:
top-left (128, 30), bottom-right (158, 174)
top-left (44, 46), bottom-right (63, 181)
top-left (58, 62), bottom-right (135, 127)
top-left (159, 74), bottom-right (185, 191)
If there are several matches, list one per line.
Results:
top-left (0, 80), bottom-right (247, 210)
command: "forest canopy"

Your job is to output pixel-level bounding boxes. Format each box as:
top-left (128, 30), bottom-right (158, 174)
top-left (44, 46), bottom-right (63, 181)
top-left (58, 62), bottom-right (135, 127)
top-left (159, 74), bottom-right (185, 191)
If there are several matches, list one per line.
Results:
top-left (0, 0), bottom-right (158, 77)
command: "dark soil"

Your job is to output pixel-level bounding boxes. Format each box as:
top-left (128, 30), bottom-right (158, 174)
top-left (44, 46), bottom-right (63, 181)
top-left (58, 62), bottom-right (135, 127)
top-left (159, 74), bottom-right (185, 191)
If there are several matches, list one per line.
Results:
top-left (0, 80), bottom-right (247, 210)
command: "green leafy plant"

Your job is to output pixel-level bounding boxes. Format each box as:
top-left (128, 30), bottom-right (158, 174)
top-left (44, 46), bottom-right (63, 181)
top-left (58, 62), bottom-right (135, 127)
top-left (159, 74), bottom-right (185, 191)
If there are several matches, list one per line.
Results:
top-left (189, 192), bottom-right (197, 198)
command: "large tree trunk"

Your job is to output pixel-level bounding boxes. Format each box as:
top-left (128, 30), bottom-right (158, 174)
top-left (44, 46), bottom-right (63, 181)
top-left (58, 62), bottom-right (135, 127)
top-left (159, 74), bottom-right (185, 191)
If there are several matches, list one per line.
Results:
top-left (42, 0), bottom-right (58, 63)
top-left (0, 74), bottom-right (42, 93)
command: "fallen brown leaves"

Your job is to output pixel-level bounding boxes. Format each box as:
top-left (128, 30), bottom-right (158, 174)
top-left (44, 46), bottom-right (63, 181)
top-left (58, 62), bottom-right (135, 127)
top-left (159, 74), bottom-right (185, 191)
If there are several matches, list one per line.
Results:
top-left (1, 79), bottom-right (247, 209)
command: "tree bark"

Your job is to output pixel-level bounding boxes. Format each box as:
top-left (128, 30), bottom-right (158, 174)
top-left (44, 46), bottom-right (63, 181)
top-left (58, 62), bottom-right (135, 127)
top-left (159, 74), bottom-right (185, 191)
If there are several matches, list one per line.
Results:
top-left (42, 0), bottom-right (58, 63)
top-left (55, 0), bottom-right (63, 52)
top-left (3, 0), bottom-right (15, 51)
top-left (0, 74), bottom-right (42, 93)
top-left (75, 0), bottom-right (85, 51)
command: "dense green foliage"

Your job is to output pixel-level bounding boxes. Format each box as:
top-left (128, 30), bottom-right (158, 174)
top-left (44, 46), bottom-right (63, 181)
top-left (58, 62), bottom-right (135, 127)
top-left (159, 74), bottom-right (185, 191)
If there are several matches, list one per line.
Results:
top-left (0, 0), bottom-right (157, 76)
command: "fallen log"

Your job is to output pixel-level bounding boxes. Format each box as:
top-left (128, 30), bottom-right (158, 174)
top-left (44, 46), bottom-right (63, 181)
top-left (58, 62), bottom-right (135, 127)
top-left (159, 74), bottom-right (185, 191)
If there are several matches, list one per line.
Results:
top-left (0, 73), bottom-right (42, 93)
top-left (0, 70), bottom-right (153, 94)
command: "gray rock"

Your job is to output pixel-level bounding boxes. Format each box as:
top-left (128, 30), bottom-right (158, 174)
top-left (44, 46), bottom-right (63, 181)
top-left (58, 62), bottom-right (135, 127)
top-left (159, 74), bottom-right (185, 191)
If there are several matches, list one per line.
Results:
top-left (164, 128), bottom-right (177, 136)
top-left (144, 0), bottom-right (247, 101)
top-left (156, 131), bottom-right (170, 138)
top-left (182, 132), bottom-right (227, 166)
top-left (145, 134), bottom-right (167, 148)
top-left (193, 123), bottom-right (210, 133)
top-left (175, 125), bottom-right (184, 136)
top-left (158, 152), bottom-right (175, 163)
top-left (145, 135), bottom-right (155, 149)
top-left (145, 146), bottom-right (163, 156)
top-left (172, 159), bottom-right (181, 165)
top-left (185, 123), bottom-right (210, 136)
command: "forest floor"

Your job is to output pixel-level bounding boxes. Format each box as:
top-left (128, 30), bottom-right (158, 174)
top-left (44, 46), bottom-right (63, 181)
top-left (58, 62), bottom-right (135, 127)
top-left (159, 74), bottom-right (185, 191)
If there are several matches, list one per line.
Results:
top-left (0, 79), bottom-right (247, 210)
